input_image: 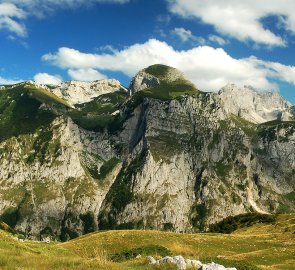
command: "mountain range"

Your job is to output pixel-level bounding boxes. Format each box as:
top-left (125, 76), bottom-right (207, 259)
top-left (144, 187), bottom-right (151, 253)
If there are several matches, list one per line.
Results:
top-left (0, 64), bottom-right (294, 241)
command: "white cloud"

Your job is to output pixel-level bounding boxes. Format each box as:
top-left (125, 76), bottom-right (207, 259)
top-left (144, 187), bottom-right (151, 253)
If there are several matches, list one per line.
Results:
top-left (0, 76), bottom-right (22, 85)
top-left (34, 73), bottom-right (62, 85)
top-left (42, 39), bottom-right (295, 92)
top-left (0, 0), bottom-right (129, 37)
top-left (248, 57), bottom-right (295, 85)
top-left (172, 27), bottom-right (229, 46)
top-left (68, 68), bottom-right (107, 81)
top-left (208, 35), bottom-right (228, 46)
top-left (167, 0), bottom-right (295, 46)
top-left (171, 27), bottom-right (205, 44)
top-left (0, 3), bottom-right (26, 37)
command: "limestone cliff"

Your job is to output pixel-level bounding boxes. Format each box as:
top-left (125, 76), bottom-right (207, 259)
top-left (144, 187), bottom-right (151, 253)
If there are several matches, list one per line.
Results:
top-left (0, 65), bottom-right (294, 240)
top-left (49, 79), bottom-right (127, 106)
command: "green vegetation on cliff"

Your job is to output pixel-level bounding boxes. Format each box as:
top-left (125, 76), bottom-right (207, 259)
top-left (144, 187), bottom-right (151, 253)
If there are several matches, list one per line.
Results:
top-left (0, 85), bottom-right (57, 142)
top-left (69, 90), bottom-right (128, 131)
top-left (141, 79), bottom-right (197, 100)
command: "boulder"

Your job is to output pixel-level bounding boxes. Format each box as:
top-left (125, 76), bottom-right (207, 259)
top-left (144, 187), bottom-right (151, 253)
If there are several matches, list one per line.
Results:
top-left (146, 256), bottom-right (157, 265)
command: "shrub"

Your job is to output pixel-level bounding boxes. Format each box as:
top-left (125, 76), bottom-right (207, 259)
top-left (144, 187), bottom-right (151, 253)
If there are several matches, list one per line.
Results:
top-left (209, 213), bottom-right (276, 234)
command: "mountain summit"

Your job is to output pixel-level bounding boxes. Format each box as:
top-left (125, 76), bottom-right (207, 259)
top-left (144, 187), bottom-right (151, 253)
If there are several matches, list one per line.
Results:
top-left (129, 64), bottom-right (196, 97)
top-left (219, 84), bottom-right (294, 123)
top-left (0, 65), bottom-right (294, 240)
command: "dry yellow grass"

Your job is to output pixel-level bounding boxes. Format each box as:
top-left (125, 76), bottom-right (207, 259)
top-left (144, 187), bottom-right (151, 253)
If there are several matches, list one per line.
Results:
top-left (0, 214), bottom-right (294, 270)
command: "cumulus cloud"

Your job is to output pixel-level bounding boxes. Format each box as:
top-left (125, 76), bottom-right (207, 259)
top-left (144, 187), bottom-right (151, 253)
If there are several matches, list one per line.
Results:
top-left (42, 39), bottom-right (295, 92)
top-left (171, 27), bottom-right (205, 44)
top-left (68, 68), bottom-right (107, 81)
top-left (167, 0), bottom-right (295, 46)
top-left (0, 0), bottom-right (129, 37)
top-left (0, 3), bottom-right (26, 37)
top-left (34, 73), bottom-right (62, 85)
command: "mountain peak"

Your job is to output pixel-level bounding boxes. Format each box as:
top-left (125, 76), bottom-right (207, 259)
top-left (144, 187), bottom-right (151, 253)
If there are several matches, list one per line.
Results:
top-left (218, 83), bottom-right (294, 123)
top-left (47, 79), bottom-right (125, 106)
top-left (144, 64), bottom-right (185, 82)
top-left (129, 64), bottom-right (193, 95)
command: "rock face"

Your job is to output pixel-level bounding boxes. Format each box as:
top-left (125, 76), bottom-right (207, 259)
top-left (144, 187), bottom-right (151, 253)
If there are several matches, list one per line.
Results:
top-left (49, 79), bottom-right (125, 106)
top-left (0, 64), bottom-right (294, 240)
top-left (0, 116), bottom-right (121, 240)
top-left (219, 84), bottom-right (294, 123)
top-left (129, 70), bottom-right (160, 94)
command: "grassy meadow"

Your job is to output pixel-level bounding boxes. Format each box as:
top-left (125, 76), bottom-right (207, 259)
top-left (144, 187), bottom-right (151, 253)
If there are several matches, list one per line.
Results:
top-left (0, 214), bottom-right (294, 270)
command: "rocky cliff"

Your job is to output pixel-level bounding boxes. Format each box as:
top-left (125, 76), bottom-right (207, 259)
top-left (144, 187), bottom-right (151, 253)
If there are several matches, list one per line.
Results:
top-left (0, 64), bottom-right (294, 240)
top-left (218, 84), bottom-right (294, 123)
top-left (48, 79), bottom-right (127, 106)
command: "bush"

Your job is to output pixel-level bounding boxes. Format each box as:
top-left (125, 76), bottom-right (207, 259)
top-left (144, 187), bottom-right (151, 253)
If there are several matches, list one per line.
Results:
top-left (209, 213), bottom-right (276, 234)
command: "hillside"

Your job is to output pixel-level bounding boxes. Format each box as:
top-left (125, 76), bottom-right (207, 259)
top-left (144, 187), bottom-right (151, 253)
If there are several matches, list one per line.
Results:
top-left (0, 214), bottom-right (294, 269)
top-left (0, 64), bottom-right (294, 241)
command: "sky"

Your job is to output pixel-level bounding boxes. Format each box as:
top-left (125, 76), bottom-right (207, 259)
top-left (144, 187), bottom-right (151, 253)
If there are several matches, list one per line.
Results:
top-left (0, 0), bottom-right (295, 104)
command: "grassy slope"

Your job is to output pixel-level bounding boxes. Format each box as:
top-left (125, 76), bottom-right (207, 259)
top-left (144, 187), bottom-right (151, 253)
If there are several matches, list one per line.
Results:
top-left (0, 214), bottom-right (294, 270)
top-left (0, 83), bottom-right (129, 135)
top-left (0, 85), bottom-right (58, 142)
top-left (141, 64), bottom-right (198, 100)
top-left (69, 90), bottom-right (128, 131)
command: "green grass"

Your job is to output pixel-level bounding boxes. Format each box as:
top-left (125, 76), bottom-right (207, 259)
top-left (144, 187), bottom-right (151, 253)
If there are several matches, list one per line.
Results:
top-left (230, 114), bottom-right (258, 137)
top-left (284, 192), bottom-right (295, 202)
top-left (214, 161), bottom-right (232, 178)
top-left (141, 79), bottom-right (197, 100)
top-left (68, 90), bottom-right (128, 131)
top-left (0, 86), bottom-right (56, 142)
top-left (145, 64), bottom-right (171, 78)
top-left (24, 83), bottom-right (70, 108)
top-left (1, 214), bottom-right (294, 269)
top-left (0, 83), bottom-right (129, 136)
top-left (98, 158), bottom-right (121, 180)
top-left (110, 245), bottom-right (171, 262)
top-left (147, 132), bottom-right (185, 162)
top-left (129, 64), bottom-right (198, 101)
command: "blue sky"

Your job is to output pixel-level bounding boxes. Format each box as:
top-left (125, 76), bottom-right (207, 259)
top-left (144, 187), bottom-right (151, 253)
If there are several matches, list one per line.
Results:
top-left (0, 0), bottom-right (295, 104)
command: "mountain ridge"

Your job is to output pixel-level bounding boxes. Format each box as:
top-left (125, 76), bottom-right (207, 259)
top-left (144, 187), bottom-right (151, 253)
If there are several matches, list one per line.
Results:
top-left (0, 64), bottom-right (294, 241)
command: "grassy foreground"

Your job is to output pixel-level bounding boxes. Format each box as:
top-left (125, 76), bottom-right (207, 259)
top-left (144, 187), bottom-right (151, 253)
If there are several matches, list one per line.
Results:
top-left (0, 214), bottom-right (294, 270)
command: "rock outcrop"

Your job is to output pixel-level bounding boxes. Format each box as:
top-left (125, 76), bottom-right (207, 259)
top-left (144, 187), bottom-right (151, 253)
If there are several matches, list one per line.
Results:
top-left (49, 79), bottom-right (126, 106)
top-left (147, 256), bottom-right (236, 270)
top-left (129, 70), bottom-right (160, 94)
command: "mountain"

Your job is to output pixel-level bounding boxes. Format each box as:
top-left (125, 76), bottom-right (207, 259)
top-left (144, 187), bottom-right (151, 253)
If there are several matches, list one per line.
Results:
top-left (0, 64), bottom-right (294, 241)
